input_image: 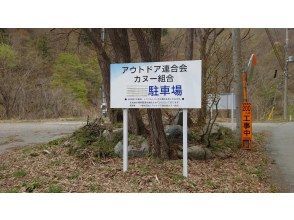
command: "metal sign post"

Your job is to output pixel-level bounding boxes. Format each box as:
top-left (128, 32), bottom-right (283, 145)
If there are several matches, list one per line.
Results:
top-left (123, 108), bottom-right (128, 172)
top-left (182, 109), bottom-right (188, 177)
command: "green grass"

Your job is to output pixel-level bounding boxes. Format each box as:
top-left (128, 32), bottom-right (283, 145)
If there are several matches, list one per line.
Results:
top-left (6, 186), bottom-right (21, 193)
top-left (171, 173), bottom-right (185, 183)
top-left (22, 147), bottom-right (33, 155)
top-left (23, 181), bottom-right (41, 192)
top-left (137, 164), bottom-right (151, 174)
top-left (13, 169), bottom-right (27, 178)
top-left (205, 179), bottom-right (219, 189)
top-left (68, 171), bottom-right (80, 180)
top-left (252, 165), bottom-right (267, 180)
top-left (48, 184), bottom-right (63, 193)
top-left (48, 137), bottom-right (67, 146)
top-left (88, 183), bottom-right (102, 192)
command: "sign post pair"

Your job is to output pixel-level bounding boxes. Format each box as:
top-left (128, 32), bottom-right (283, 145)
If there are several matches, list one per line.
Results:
top-left (110, 60), bottom-right (202, 177)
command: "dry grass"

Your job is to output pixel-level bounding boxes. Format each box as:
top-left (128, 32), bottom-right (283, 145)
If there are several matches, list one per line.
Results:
top-left (0, 133), bottom-right (278, 193)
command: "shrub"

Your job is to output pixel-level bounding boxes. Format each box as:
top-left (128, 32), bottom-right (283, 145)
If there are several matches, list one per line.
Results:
top-left (67, 121), bottom-right (117, 159)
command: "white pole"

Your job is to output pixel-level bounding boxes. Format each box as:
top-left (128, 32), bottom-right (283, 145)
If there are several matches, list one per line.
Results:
top-left (123, 108), bottom-right (128, 172)
top-left (183, 109), bottom-right (188, 177)
top-left (231, 93), bottom-right (234, 130)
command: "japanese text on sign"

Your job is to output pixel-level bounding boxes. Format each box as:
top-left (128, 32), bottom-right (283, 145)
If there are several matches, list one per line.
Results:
top-left (110, 60), bottom-right (202, 109)
top-left (241, 102), bottom-right (252, 142)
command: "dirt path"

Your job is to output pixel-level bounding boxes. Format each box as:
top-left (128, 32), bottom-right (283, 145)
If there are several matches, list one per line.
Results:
top-left (0, 121), bottom-right (85, 154)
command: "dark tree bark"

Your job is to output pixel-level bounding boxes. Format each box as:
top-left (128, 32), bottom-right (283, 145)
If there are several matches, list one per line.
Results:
top-left (108, 28), bottom-right (147, 135)
top-left (84, 28), bottom-right (115, 122)
top-left (185, 28), bottom-right (194, 60)
top-left (132, 28), bottom-right (170, 159)
top-left (184, 28), bottom-right (195, 126)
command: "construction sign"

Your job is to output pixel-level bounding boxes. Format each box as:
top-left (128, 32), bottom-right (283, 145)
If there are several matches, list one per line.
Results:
top-left (241, 102), bottom-right (252, 149)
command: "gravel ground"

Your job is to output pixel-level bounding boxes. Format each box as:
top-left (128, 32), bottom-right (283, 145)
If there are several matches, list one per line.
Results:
top-left (0, 121), bottom-right (85, 154)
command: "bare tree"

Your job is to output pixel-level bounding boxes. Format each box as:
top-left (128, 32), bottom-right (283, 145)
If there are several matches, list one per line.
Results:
top-left (83, 29), bottom-right (114, 121)
top-left (184, 28), bottom-right (195, 126)
top-left (132, 28), bottom-right (170, 159)
top-left (107, 28), bottom-right (147, 135)
top-left (185, 28), bottom-right (194, 60)
top-left (198, 29), bottom-right (224, 125)
top-left (194, 28), bottom-right (224, 127)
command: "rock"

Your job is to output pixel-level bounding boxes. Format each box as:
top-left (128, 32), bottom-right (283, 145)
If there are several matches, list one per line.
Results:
top-left (188, 145), bottom-right (206, 160)
top-left (112, 128), bottom-right (123, 140)
top-left (177, 145), bottom-right (212, 160)
top-left (140, 140), bottom-right (149, 153)
top-left (114, 140), bottom-right (148, 157)
top-left (204, 148), bottom-right (213, 159)
top-left (102, 130), bottom-right (112, 141)
top-left (165, 125), bottom-right (183, 138)
top-left (214, 148), bottom-right (232, 159)
top-left (129, 149), bottom-right (145, 157)
top-left (114, 141), bottom-right (133, 156)
top-left (114, 141), bottom-right (123, 155)
top-left (214, 151), bottom-right (226, 159)
top-left (165, 125), bottom-right (192, 140)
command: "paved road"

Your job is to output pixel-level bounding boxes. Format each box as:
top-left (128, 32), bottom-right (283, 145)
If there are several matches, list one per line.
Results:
top-left (223, 122), bottom-right (294, 191)
top-left (0, 121), bottom-right (85, 154)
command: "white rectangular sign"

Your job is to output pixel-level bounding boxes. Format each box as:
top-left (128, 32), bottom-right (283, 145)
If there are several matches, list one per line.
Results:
top-left (209, 93), bottom-right (236, 110)
top-left (110, 60), bottom-right (202, 108)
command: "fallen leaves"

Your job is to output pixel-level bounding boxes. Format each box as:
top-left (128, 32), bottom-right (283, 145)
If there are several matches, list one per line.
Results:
top-left (0, 132), bottom-right (277, 193)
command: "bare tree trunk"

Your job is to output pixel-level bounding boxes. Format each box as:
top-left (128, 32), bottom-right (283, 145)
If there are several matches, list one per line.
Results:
top-left (184, 28), bottom-right (195, 126)
top-left (195, 28), bottom-right (224, 129)
top-left (84, 28), bottom-right (115, 123)
top-left (108, 28), bottom-right (147, 135)
top-left (232, 28), bottom-right (242, 141)
top-left (4, 104), bottom-right (11, 119)
top-left (132, 28), bottom-right (169, 159)
top-left (195, 29), bottom-right (210, 128)
top-left (185, 28), bottom-right (194, 60)
top-left (128, 108), bottom-right (147, 135)
top-left (197, 54), bottom-right (208, 128)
